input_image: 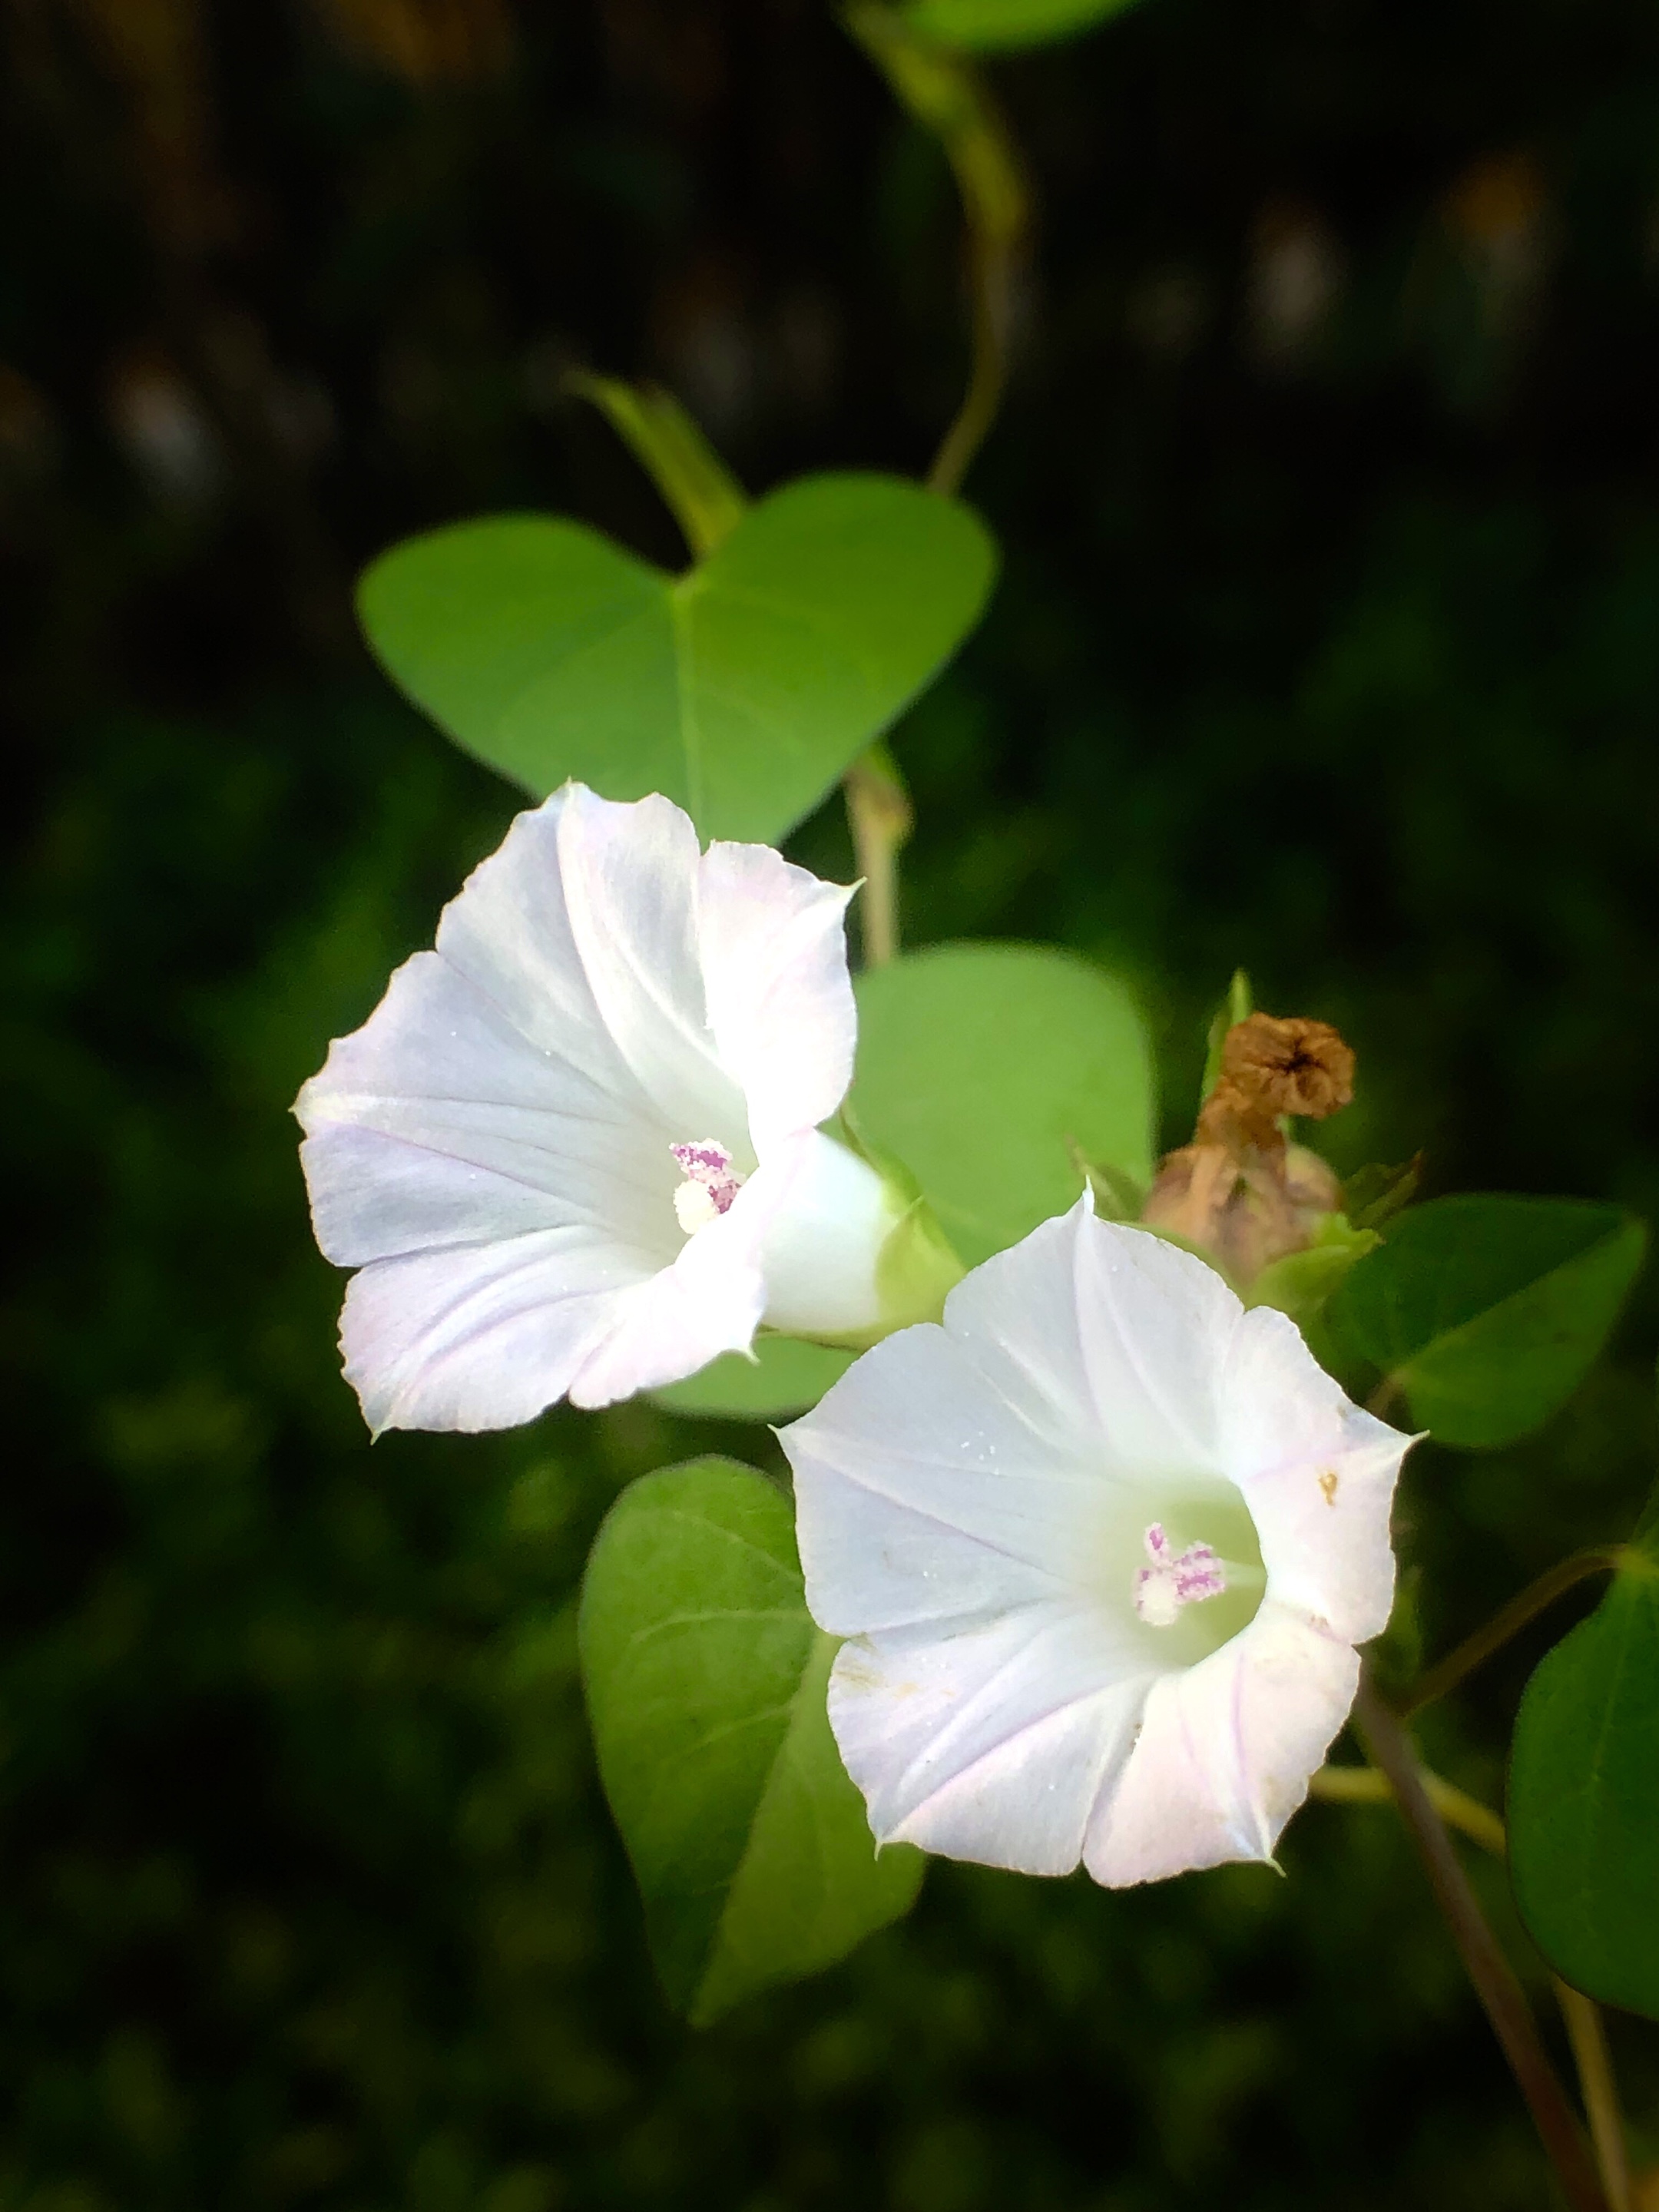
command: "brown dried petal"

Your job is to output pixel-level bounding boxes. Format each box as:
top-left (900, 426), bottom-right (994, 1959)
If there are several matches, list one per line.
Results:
top-left (1141, 1141), bottom-right (1317, 1283)
top-left (1194, 1079), bottom-right (1283, 1154)
top-left (1219, 1013), bottom-right (1355, 1121)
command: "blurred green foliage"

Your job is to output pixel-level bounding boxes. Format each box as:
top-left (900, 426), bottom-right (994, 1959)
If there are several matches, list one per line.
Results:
top-left (5, 0), bottom-right (1659, 2203)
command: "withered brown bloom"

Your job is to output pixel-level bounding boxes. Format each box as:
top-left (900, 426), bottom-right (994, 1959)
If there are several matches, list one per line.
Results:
top-left (1203, 1008), bottom-right (1353, 1132)
top-left (1141, 1011), bottom-right (1355, 1285)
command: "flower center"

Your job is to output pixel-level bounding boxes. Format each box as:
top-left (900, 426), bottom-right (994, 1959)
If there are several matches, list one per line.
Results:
top-left (670, 1139), bottom-right (746, 1236)
top-left (1133, 1522), bottom-right (1228, 1628)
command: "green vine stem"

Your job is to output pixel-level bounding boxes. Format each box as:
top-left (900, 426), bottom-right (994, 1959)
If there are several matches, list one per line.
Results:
top-left (565, 373), bottom-right (747, 558)
top-left (1402, 1548), bottom-right (1624, 1717)
top-left (1311, 1754), bottom-right (1632, 2212)
top-left (1363, 1373), bottom-right (1406, 1422)
top-left (835, 7), bottom-right (1031, 949)
top-left (1349, 1677), bottom-right (1610, 2212)
top-left (843, 743), bottom-right (912, 967)
top-left (1308, 1759), bottom-right (1506, 1856)
top-left (842, 5), bottom-right (1029, 496)
top-left (1555, 1980), bottom-right (1634, 2212)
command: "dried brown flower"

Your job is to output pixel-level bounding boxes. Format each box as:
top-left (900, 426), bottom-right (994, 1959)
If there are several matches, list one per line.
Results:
top-left (1205, 1014), bottom-right (1355, 1133)
top-left (1141, 1139), bottom-right (1340, 1284)
top-left (1141, 1011), bottom-right (1355, 1283)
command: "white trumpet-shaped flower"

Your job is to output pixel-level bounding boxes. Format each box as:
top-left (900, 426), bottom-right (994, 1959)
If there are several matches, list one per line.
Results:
top-left (296, 783), bottom-right (954, 1433)
top-left (780, 1197), bottom-right (1413, 1886)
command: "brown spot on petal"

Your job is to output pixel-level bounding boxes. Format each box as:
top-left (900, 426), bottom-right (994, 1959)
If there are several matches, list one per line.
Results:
top-left (1319, 1469), bottom-right (1339, 1506)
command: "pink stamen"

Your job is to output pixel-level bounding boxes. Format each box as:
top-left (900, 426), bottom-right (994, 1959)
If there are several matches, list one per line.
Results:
top-left (670, 1139), bottom-right (745, 1230)
top-left (1133, 1522), bottom-right (1227, 1626)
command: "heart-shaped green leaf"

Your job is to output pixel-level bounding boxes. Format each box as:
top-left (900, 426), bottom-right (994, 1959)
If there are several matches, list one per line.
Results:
top-left (1325, 1195), bottom-right (1647, 1448)
top-left (357, 474), bottom-right (996, 846)
top-left (651, 1336), bottom-right (856, 1422)
top-left (850, 942), bottom-right (1154, 1267)
top-left (1509, 1504), bottom-right (1659, 2018)
top-left (901, 0), bottom-right (1147, 50)
top-left (578, 1458), bottom-right (922, 2024)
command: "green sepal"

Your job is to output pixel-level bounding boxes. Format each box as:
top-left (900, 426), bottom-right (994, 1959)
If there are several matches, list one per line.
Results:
top-left (1249, 1214), bottom-right (1380, 1330)
top-left (824, 1108), bottom-right (967, 1343)
top-left (1067, 1139), bottom-right (1146, 1223)
top-left (1199, 968), bottom-right (1253, 1105)
top-left (578, 1459), bottom-right (923, 2025)
top-left (1342, 1156), bottom-right (1424, 1234)
top-left (873, 1190), bottom-right (966, 1335)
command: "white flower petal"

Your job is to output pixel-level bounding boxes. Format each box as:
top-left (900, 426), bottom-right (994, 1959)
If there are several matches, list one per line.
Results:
top-left (432, 780), bottom-right (745, 1136)
top-left (828, 1604), bottom-right (1152, 1874)
top-left (427, 789), bottom-right (657, 1104)
top-left (1221, 1304), bottom-right (1408, 1641)
top-left (551, 786), bottom-right (747, 1138)
top-left (339, 1226), bottom-right (647, 1435)
top-left (758, 1129), bottom-right (900, 1339)
top-left (300, 1123), bottom-right (570, 1263)
top-left (926, 1208), bottom-right (1118, 1457)
top-left (565, 1150), bottom-right (788, 1408)
top-left (1069, 1209), bottom-right (1243, 1477)
top-left (1084, 1601), bottom-right (1359, 1885)
top-left (941, 1200), bottom-right (1240, 1482)
top-left (298, 782), bottom-right (902, 1429)
top-left (296, 951), bottom-right (675, 1265)
top-left (790, 1320), bottom-right (1113, 1634)
top-left (697, 842), bottom-right (856, 1151)
top-left (785, 1204), bottom-right (1412, 1889)
top-left (340, 1160), bottom-right (777, 1432)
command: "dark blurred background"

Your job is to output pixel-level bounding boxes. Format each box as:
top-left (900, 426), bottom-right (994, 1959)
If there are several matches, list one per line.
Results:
top-left (5, 0), bottom-right (1659, 2204)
